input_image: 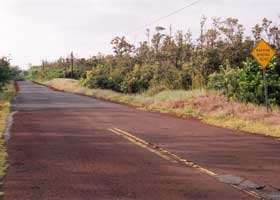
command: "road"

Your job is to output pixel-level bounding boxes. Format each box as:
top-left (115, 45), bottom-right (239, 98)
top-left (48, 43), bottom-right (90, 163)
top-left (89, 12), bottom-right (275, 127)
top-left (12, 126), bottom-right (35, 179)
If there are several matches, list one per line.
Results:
top-left (3, 81), bottom-right (280, 200)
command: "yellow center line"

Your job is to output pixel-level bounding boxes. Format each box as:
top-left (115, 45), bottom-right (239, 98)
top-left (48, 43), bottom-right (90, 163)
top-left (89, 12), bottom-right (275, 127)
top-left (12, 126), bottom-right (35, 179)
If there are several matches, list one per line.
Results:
top-left (108, 127), bottom-right (264, 200)
top-left (108, 128), bottom-right (173, 162)
top-left (112, 128), bottom-right (217, 176)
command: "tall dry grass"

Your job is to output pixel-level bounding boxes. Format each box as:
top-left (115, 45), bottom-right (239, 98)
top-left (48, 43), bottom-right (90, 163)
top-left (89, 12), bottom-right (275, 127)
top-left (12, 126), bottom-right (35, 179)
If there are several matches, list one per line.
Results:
top-left (0, 81), bottom-right (16, 185)
top-left (45, 78), bottom-right (280, 138)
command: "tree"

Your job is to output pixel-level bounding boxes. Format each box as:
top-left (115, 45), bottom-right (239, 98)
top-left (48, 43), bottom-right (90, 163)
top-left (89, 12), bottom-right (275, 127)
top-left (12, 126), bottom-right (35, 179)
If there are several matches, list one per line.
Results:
top-left (0, 57), bottom-right (12, 90)
top-left (111, 36), bottom-right (135, 57)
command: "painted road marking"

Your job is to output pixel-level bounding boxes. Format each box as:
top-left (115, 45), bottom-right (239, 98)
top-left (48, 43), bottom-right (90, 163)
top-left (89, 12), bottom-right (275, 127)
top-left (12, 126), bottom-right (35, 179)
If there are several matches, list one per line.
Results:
top-left (108, 128), bottom-right (265, 200)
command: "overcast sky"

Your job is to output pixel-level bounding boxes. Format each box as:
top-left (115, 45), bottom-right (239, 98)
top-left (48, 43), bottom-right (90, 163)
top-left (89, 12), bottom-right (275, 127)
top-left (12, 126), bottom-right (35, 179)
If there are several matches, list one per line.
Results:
top-left (0, 0), bottom-right (279, 69)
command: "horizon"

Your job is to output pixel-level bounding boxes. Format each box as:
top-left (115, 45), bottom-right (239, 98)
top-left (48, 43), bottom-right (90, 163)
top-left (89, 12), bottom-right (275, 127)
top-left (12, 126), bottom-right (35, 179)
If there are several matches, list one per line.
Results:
top-left (0, 0), bottom-right (279, 69)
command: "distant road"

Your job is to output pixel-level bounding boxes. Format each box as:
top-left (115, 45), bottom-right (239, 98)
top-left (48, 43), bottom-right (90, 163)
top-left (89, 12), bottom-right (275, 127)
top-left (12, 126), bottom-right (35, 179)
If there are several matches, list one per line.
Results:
top-left (4, 81), bottom-right (280, 200)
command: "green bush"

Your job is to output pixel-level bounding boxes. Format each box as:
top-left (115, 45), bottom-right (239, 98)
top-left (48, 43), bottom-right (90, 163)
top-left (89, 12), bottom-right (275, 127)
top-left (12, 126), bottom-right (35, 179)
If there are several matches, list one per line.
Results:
top-left (81, 65), bottom-right (111, 89)
top-left (26, 67), bottom-right (39, 80)
top-left (0, 58), bottom-right (12, 90)
top-left (208, 57), bottom-right (280, 105)
top-left (121, 64), bottom-right (153, 93)
top-left (82, 64), bottom-right (153, 93)
top-left (41, 67), bottom-right (64, 80)
top-left (26, 67), bottom-right (65, 81)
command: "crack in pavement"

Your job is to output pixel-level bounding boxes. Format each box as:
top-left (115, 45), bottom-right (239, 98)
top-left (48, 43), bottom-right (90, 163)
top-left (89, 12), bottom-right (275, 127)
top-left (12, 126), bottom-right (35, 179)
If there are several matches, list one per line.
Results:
top-left (108, 127), bottom-right (280, 200)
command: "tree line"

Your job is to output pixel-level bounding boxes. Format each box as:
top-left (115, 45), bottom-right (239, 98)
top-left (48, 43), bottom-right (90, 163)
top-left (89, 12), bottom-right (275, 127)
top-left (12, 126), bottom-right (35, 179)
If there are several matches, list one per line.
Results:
top-left (27, 17), bottom-right (280, 105)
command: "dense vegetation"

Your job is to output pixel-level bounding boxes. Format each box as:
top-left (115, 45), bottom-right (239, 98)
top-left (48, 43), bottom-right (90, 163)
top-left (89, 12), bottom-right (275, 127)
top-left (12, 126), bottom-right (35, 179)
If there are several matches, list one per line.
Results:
top-left (0, 58), bottom-right (13, 90)
top-left (27, 17), bottom-right (280, 105)
top-left (0, 58), bottom-right (18, 184)
top-left (0, 57), bottom-right (22, 91)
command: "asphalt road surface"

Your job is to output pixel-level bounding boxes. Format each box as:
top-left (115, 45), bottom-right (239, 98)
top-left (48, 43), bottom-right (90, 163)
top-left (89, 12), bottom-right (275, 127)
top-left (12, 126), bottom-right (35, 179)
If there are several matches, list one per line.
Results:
top-left (3, 81), bottom-right (280, 200)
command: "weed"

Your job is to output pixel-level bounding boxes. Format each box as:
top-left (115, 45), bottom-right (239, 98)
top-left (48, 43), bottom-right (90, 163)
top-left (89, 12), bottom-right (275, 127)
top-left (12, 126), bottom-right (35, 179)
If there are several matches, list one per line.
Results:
top-left (44, 79), bottom-right (280, 138)
top-left (0, 81), bottom-right (16, 181)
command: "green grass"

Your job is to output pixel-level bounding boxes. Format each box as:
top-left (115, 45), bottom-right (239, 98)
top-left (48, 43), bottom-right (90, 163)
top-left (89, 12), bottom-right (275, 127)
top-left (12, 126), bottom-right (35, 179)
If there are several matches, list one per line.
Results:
top-left (44, 78), bottom-right (280, 138)
top-left (0, 81), bottom-right (16, 181)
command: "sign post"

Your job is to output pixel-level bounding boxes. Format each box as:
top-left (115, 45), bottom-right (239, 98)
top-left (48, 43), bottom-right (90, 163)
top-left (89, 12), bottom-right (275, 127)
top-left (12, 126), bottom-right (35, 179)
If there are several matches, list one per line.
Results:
top-left (262, 69), bottom-right (269, 112)
top-left (251, 39), bottom-right (276, 112)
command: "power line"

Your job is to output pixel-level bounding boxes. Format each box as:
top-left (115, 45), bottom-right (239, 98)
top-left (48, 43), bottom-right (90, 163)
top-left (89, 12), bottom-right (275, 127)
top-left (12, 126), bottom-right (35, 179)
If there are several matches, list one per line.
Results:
top-left (127, 0), bottom-right (202, 35)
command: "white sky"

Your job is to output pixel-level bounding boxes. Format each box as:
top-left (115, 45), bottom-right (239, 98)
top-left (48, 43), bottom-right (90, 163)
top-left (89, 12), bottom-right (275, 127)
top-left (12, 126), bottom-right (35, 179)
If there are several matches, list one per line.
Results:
top-left (0, 0), bottom-right (279, 69)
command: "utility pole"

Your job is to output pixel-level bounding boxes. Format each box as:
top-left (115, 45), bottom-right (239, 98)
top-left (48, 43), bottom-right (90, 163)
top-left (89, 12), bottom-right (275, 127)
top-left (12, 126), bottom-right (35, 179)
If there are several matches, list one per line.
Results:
top-left (42, 60), bottom-right (45, 70)
top-left (70, 52), bottom-right (74, 78)
top-left (146, 29), bottom-right (150, 46)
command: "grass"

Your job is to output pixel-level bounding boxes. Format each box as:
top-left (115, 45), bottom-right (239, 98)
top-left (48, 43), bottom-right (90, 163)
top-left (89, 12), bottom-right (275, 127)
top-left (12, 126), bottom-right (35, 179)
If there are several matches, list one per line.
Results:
top-left (44, 78), bottom-right (280, 138)
top-left (0, 82), bottom-right (16, 180)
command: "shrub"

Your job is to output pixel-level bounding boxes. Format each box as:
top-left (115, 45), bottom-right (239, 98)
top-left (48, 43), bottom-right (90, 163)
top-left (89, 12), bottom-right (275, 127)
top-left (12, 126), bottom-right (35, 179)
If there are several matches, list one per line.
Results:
top-left (0, 58), bottom-right (12, 90)
top-left (26, 66), bottom-right (65, 81)
top-left (208, 57), bottom-right (280, 105)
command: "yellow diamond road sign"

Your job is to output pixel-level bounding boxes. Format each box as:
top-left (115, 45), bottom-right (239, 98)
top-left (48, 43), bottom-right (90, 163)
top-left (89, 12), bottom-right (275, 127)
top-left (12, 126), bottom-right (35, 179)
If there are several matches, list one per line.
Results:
top-left (251, 39), bottom-right (276, 69)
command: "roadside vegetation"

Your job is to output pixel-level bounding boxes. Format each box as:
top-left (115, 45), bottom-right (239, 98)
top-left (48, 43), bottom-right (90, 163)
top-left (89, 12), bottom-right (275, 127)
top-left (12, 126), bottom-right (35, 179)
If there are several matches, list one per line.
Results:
top-left (27, 16), bottom-right (280, 137)
top-left (0, 82), bottom-right (15, 173)
top-left (0, 57), bottom-right (17, 193)
top-left (46, 78), bottom-right (280, 138)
